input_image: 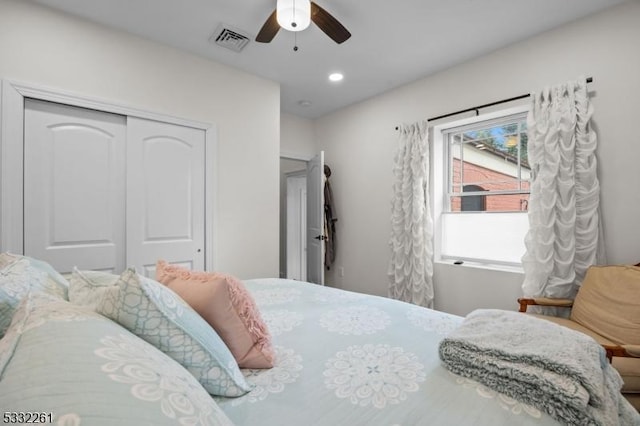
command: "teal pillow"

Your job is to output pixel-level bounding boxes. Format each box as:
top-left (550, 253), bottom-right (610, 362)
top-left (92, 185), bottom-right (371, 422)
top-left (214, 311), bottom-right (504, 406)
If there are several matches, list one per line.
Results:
top-left (0, 292), bottom-right (234, 426)
top-left (96, 268), bottom-right (252, 397)
top-left (0, 253), bottom-right (68, 337)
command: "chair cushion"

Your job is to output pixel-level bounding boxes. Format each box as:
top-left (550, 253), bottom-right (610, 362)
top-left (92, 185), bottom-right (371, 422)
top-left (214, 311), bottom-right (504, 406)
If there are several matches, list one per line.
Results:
top-left (571, 265), bottom-right (640, 345)
top-left (527, 313), bottom-right (617, 346)
top-left (529, 313), bottom-right (640, 395)
top-left (614, 357), bottom-right (640, 394)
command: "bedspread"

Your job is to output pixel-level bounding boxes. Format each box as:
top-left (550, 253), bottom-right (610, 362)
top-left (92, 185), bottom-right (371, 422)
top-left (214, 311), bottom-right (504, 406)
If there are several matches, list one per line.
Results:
top-left (215, 278), bottom-right (565, 426)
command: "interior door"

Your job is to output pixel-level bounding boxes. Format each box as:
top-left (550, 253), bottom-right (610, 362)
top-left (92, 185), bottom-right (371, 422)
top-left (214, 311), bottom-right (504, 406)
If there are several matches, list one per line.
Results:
top-left (126, 117), bottom-right (205, 277)
top-left (306, 151), bottom-right (325, 285)
top-left (286, 172), bottom-right (307, 281)
top-left (24, 99), bottom-right (127, 274)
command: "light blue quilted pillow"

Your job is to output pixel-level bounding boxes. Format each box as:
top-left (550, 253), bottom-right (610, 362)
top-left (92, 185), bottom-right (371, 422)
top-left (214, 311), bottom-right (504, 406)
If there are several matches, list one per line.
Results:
top-left (0, 253), bottom-right (69, 337)
top-left (0, 288), bottom-right (18, 339)
top-left (0, 253), bottom-right (68, 297)
top-left (96, 268), bottom-right (252, 397)
top-left (0, 292), bottom-right (234, 426)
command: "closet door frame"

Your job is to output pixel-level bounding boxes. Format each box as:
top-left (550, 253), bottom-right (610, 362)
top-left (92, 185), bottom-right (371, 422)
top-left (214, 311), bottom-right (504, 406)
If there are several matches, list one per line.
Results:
top-left (0, 79), bottom-right (217, 271)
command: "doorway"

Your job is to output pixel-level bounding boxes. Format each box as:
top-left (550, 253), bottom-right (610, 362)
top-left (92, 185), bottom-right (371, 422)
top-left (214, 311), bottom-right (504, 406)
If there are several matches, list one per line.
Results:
top-left (279, 152), bottom-right (325, 284)
top-left (285, 171), bottom-right (307, 280)
top-left (279, 157), bottom-right (307, 279)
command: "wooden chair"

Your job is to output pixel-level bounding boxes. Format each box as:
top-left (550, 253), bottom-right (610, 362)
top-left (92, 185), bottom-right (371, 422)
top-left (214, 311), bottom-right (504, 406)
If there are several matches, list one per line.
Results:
top-left (518, 264), bottom-right (640, 410)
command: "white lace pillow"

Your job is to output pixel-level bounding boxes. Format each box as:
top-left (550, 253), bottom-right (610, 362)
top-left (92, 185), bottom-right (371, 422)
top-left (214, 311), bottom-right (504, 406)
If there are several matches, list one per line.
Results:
top-left (68, 268), bottom-right (119, 310)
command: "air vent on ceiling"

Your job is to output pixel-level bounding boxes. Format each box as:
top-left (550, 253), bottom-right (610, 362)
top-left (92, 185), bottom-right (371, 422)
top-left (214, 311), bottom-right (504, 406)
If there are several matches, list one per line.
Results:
top-left (210, 24), bottom-right (250, 53)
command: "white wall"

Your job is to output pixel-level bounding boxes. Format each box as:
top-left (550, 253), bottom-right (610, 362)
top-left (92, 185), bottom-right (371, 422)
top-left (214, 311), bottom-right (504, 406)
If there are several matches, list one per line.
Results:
top-left (281, 112), bottom-right (316, 159)
top-left (315, 1), bottom-right (640, 316)
top-left (0, 0), bottom-right (280, 279)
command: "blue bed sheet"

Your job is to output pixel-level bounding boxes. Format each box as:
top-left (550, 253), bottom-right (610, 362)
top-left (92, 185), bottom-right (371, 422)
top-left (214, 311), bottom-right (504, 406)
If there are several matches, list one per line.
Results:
top-left (215, 278), bottom-right (562, 426)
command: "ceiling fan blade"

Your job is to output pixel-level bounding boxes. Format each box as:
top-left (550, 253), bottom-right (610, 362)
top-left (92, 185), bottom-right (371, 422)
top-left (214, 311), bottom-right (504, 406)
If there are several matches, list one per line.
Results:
top-left (310, 2), bottom-right (351, 44)
top-left (256, 9), bottom-right (279, 43)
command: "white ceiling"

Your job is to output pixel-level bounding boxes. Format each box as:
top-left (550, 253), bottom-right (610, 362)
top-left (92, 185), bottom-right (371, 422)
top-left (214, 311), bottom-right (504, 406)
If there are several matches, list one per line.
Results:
top-left (31, 0), bottom-right (625, 119)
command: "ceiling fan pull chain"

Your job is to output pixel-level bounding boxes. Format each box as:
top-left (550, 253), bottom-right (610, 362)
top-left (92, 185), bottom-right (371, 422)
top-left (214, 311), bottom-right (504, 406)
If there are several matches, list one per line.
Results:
top-left (294, 32), bottom-right (299, 52)
top-left (291, 0), bottom-right (297, 28)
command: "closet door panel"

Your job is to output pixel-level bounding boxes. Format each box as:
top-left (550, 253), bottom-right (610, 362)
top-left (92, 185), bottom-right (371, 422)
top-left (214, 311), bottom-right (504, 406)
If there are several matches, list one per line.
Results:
top-left (24, 99), bottom-right (126, 274)
top-left (127, 117), bottom-right (205, 275)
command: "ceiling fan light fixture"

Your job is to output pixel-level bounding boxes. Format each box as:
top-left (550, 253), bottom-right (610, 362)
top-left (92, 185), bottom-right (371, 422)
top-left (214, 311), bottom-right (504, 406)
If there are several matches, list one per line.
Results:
top-left (276, 0), bottom-right (311, 32)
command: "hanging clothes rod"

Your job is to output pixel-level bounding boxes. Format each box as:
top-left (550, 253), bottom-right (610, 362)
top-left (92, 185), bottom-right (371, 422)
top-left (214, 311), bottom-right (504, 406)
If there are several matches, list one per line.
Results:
top-left (395, 77), bottom-right (593, 130)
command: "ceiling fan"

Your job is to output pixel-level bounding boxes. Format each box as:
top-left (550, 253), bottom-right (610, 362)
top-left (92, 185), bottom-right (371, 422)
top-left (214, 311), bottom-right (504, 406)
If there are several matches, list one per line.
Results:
top-left (256, 0), bottom-right (351, 45)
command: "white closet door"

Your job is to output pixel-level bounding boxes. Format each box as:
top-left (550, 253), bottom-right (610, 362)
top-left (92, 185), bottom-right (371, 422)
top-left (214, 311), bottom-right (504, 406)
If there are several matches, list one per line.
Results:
top-left (126, 117), bottom-right (205, 277)
top-left (24, 99), bottom-right (126, 274)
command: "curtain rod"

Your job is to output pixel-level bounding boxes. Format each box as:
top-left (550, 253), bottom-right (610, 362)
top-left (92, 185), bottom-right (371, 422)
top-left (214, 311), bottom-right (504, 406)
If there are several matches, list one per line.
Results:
top-left (395, 77), bottom-right (593, 130)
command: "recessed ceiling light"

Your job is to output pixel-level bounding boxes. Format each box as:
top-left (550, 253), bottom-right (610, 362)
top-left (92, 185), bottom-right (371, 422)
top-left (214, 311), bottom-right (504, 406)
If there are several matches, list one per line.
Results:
top-left (298, 100), bottom-right (312, 107)
top-left (328, 72), bottom-right (344, 82)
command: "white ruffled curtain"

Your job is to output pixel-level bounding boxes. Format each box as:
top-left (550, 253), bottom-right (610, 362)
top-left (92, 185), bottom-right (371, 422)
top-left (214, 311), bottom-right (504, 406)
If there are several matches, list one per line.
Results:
top-left (522, 77), bottom-right (604, 313)
top-left (388, 121), bottom-right (434, 308)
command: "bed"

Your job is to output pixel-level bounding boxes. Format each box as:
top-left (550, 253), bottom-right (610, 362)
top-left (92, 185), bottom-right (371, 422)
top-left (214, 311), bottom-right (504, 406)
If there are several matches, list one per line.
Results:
top-left (217, 278), bottom-right (557, 425)
top-left (0, 254), bottom-right (637, 426)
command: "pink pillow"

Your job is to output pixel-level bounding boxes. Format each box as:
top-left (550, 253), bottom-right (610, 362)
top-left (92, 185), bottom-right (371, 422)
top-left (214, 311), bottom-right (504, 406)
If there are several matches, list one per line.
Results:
top-left (155, 260), bottom-right (274, 369)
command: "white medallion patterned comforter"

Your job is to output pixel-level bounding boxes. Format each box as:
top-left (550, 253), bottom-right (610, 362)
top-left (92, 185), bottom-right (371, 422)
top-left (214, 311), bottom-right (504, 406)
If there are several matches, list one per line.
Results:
top-left (215, 278), bottom-right (563, 426)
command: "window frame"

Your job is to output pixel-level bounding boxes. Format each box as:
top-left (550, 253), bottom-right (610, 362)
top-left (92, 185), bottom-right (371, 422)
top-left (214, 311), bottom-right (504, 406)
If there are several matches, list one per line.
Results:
top-left (444, 111), bottom-right (530, 211)
top-left (432, 105), bottom-right (530, 269)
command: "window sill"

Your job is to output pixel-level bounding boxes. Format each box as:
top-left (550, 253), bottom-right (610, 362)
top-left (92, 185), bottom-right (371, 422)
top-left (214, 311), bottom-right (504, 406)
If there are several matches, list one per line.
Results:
top-left (435, 259), bottom-right (524, 274)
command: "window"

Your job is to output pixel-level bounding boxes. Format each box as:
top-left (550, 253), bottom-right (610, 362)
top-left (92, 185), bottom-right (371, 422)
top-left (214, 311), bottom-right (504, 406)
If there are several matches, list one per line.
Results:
top-left (433, 106), bottom-right (529, 267)
top-left (447, 113), bottom-right (530, 212)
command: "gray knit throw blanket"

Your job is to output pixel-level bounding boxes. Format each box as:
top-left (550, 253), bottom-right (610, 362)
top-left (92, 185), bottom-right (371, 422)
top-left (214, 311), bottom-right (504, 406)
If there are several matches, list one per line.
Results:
top-left (439, 309), bottom-right (640, 426)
